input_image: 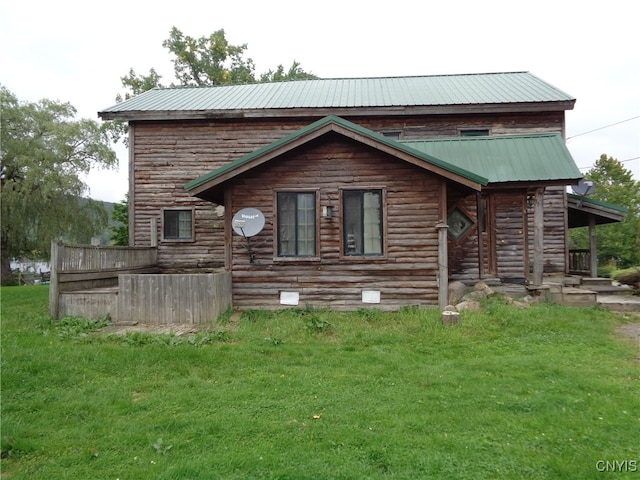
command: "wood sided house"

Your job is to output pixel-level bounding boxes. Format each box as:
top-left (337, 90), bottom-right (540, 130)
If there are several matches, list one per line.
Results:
top-left (56, 72), bottom-right (625, 318)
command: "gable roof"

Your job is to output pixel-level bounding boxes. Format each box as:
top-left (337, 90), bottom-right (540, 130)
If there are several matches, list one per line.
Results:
top-left (185, 115), bottom-right (488, 203)
top-left (99, 72), bottom-right (575, 121)
top-left (401, 134), bottom-right (583, 185)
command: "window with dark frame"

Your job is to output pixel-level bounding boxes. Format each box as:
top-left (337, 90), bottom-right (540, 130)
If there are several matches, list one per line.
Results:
top-left (343, 189), bottom-right (383, 256)
top-left (163, 209), bottom-right (193, 240)
top-left (460, 129), bottom-right (490, 137)
top-left (277, 192), bottom-right (316, 257)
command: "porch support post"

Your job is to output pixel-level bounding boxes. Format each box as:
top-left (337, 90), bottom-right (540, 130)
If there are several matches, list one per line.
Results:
top-left (436, 222), bottom-right (449, 309)
top-left (532, 187), bottom-right (545, 286)
top-left (588, 215), bottom-right (597, 277)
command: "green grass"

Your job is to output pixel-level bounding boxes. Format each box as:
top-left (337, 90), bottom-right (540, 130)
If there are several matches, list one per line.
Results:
top-left (1, 286), bottom-right (639, 479)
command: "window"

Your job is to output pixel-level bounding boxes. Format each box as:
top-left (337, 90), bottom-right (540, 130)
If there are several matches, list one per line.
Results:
top-left (460, 129), bottom-right (490, 137)
top-left (277, 192), bottom-right (316, 256)
top-left (380, 130), bottom-right (401, 140)
top-left (163, 209), bottom-right (193, 240)
top-left (343, 189), bottom-right (383, 256)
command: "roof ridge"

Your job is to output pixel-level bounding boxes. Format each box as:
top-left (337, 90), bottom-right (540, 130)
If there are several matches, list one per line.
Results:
top-left (149, 72), bottom-right (533, 90)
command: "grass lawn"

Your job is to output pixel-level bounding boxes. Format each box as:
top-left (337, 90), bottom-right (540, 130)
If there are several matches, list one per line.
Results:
top-left (1, 286), bottom-right (639, 479)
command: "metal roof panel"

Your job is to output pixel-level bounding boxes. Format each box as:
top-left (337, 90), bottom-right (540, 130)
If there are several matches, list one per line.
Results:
top-left (400, 134), bottom-right (582, 184)
top-left (100, 72), bottom-right (574, 116)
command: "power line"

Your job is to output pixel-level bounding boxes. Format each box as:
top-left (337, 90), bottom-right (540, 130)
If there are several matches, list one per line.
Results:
top-left (578, 156), bottom-right (640, 170)
top-left (567, 115), bottom-right (640, 140)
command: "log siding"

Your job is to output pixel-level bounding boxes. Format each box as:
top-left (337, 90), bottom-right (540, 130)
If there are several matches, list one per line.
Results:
top-left (225, 135), bottom-right (446, 310)
top-left (130, 112), bottom-right (568, 276)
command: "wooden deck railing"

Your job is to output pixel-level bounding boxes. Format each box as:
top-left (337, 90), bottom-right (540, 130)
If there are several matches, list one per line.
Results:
top-left (49, 241), bottom-right (158, 318)
top-left (568, 249), bottom-right (591, 275)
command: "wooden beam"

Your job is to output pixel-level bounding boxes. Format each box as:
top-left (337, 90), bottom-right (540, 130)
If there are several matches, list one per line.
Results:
top-left (589, 215), bottom-right (597, 277)
top-left (532, 187), bottom-right (545, 286)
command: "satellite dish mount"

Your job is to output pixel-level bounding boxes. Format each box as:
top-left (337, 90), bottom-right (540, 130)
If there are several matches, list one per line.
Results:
top-left (572, 179), bottom-right (596, 207)
top-left (232, 208), bottom-right (266, 264)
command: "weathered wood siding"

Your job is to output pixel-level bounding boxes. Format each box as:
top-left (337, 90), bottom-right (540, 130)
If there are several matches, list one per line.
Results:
top-left (129, 111), bottom-right (567, 273)
top-left (494, 192), bottom-right (527, 279)
top-left (225, 134), bottom-right (444, 310)
top-left (529, 186), bottom-right (568, 274)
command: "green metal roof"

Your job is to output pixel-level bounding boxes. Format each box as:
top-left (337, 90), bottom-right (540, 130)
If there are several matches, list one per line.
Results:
top-left (401, 134), bottom-right (582, 184)
top-left (185, 115), bottom-right (488, 197)
top-left (100, 72), bottom-right (574, 119)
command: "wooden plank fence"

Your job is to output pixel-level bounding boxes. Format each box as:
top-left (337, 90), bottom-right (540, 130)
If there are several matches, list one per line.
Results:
top-left (117, 273), bottom-right (232, 325)
top-left (48, 241), bottom-right (233, 324)
top-left (49, 241), bottom-right (159, 318)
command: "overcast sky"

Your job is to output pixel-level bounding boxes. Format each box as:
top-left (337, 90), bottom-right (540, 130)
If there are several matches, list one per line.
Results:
top-left (2, 0), bottom-right (638, 202)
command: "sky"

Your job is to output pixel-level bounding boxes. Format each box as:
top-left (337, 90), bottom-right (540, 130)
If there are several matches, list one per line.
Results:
top-left (2, 0), bottom-right (638, 203)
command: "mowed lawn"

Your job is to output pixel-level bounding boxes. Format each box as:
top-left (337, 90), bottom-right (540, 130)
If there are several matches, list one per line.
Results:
top-left (1, 286), bottom-right (638, 479)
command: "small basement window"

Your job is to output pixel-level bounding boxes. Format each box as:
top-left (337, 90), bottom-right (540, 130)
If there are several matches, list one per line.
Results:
top-left (163, 209), bottom-right (194, 241)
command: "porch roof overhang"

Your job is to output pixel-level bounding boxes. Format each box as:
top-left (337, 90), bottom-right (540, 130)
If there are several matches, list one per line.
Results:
top-left (185, 115), bottom-right (488, 204)
top-left (567, 193), bottom-right (627, 228)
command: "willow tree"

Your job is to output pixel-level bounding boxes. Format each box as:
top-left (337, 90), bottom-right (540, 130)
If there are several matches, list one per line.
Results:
top-left (0, 86), bottom-right (117, 284)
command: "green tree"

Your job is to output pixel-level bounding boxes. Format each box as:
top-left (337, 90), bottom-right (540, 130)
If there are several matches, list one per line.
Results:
top-left (110, 195), bottom-right (129, 246)
top-left (162, 27), bottom-right (257, 87)
top-left (109, 27), bottom-right (316, 146)
top-left (570, 154), bottom-right (640, 268)
top-left (115, 27), bottom-right (316, 109)
top-left (0, 86), bottom-right (117, 284)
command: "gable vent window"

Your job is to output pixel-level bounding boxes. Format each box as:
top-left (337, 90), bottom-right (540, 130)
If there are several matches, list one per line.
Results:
top-left (460, 129), bottom-right (490, 137)
top-left (163, 209), bottom-right (193, 241)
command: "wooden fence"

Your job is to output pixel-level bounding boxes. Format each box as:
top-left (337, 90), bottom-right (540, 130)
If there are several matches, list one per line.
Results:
top-left (49, 241), bottom-right (158, 318)
top-left (48, 241), bottom-right (233, 324)
top-left (117, 273), bottom-right (232, 325)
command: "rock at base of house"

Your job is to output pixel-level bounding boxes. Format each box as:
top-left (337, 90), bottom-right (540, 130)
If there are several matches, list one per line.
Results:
top-left (455, 300), bottom-right (482, 312)
top-left (448, 281), bottom-right (470, 305)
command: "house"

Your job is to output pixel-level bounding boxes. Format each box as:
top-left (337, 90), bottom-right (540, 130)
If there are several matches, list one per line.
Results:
top-left (99, 72), bottom-right (610, 311)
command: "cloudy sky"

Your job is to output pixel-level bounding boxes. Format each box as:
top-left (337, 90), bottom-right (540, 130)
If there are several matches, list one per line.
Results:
top-left (2, 0), bottom-right (638, 202)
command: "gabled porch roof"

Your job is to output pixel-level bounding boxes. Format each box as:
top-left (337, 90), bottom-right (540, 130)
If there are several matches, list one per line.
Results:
top-left (185, 115), bottom-right (488, 203)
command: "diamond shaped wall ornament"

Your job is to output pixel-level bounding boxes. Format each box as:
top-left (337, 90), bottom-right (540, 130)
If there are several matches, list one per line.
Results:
top-left (447, 208), bottom-right (474, 241)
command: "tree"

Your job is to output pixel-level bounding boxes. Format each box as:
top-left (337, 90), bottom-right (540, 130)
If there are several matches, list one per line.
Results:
top-left (569, 154), bottom-right (640, 269)
top-left (110, 195), bottom-right (129, 246)
top-left (0, 86), bottom-right (117, 284)
top-left (114, 27), bottom-right (316, 110)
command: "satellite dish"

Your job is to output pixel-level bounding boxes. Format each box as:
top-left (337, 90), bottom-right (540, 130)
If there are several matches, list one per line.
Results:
top-left (572, 179), bottom-right (596, 196)
top-left (232, 208), bottom-right (265, 237)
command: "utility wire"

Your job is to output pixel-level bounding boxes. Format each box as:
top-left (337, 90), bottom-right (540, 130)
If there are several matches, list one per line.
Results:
top-left (567, 115), bottom-right (640, 140)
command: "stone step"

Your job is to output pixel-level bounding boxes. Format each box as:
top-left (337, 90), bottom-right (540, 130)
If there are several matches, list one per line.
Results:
top-left (582, 277), bottom-right (614, 287)
top-left (597, 294), bottom-right (640, 312)
top-left (550, 287), bottom-right (598, 307)
top-left (586, 284), bottom-right (634, 296)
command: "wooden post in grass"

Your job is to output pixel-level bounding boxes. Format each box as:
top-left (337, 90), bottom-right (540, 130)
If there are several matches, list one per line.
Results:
top-left (436, 222), bottom-right (449, 310)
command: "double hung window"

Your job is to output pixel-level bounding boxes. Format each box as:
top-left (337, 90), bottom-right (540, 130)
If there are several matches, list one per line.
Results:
top-left (277, 192), bottom-right (316, 256)
top-left (343, 189), bottom-right (383, 256)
